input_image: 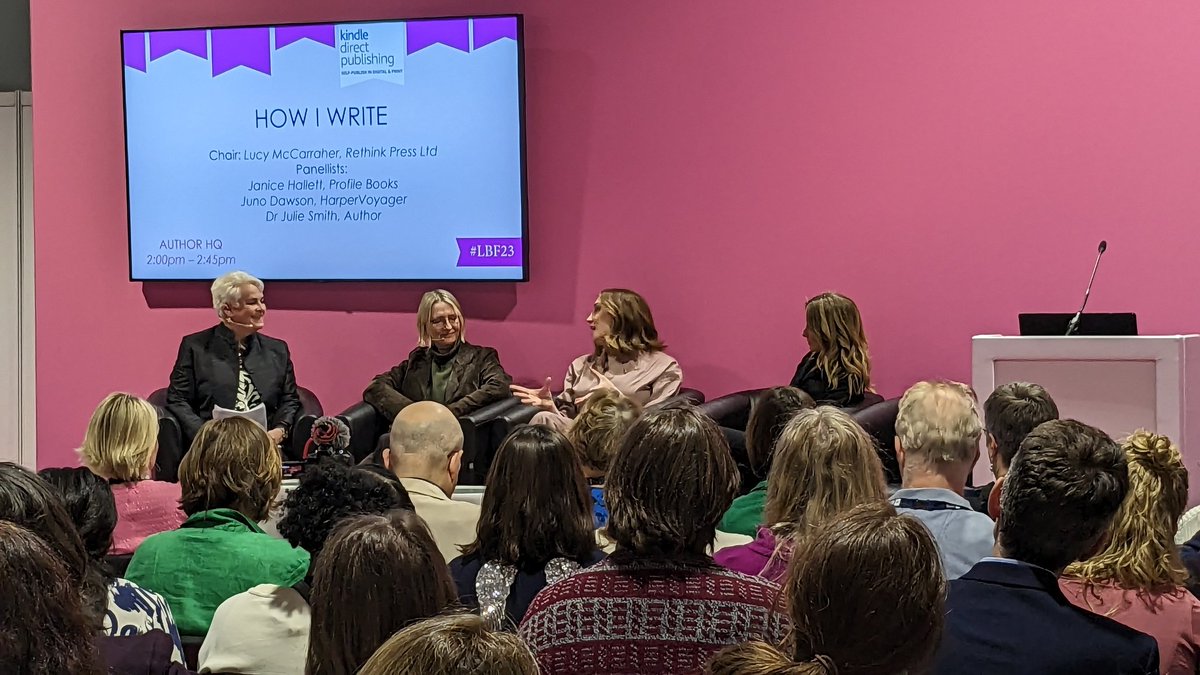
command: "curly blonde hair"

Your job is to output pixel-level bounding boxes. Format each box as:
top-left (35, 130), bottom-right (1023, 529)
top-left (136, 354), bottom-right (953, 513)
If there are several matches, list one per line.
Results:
top-left (568, 390), bottom-right (641, 474)
top-left (804, 292), bottom-right (871, 396)
top-left (1064, 430), bottom-right (1189, 592)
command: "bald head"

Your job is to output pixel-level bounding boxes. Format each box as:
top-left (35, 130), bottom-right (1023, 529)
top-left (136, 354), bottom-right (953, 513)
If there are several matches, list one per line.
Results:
top-left (389, 402), bottom-right (464, 462)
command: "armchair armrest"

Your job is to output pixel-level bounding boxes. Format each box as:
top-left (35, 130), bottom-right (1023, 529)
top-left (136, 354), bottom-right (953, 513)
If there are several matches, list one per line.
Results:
top-left (337, 401), bottom-right (388, 463)
top-left (458, 397), bottom-right (526, 486)
top-left (697, 389), bottom-right (765, 431)
top-left (648, 387), bottom-right (705, 411)
top-left (152, 405), bottom-right (183, 483)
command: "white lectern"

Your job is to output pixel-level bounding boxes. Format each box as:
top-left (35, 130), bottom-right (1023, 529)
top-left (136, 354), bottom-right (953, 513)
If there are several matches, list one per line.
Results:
top-left (972, 334), bottom-right (1200, 506)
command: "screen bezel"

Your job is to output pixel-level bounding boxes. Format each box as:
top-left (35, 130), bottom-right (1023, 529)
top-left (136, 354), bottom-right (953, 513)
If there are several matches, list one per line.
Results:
top-left (120, 13), bottom-right (529, 283)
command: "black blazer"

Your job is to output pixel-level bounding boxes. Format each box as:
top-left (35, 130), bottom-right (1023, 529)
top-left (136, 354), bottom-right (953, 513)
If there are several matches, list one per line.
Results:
top-left (932, 560), bottom-right (1159, 675)
top-left (166, 323), bottom-right (300, 443)
top-left (363, 341), bottom-right (512, 420)
top-left (789, 351), bottom-right (864, 408)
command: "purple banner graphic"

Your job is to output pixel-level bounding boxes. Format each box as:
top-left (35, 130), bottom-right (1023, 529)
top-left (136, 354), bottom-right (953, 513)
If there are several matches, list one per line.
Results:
top-left (123, 32), bottom-right (147, 72)
top-left (456, 238), bottom-right (523, 267)
top-left (407, 19), bottom-right (469, 55)
top-left (472, 17), bottom-right (517, 50)
top-left (211, 27), bottom-right (271, 76)
top-left (276, 24), bottom-right (335, 49)
top-left (150, 30), bottom-right (208, 62)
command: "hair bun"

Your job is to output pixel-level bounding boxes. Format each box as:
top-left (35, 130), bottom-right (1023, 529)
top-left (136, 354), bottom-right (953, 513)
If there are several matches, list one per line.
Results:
top-left (1125, 430), bottom-right (1180, 472)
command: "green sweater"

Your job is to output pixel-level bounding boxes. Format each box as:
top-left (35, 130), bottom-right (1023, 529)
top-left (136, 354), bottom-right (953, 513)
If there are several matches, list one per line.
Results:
top-left (125, 508), bottom-right (310, 636)
top-left (719, 480), bottom-right (768, 537)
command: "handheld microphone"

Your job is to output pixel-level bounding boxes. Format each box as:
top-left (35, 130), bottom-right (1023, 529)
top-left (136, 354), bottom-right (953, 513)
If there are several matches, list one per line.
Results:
top-left (1065, 240), bottom-right (1107, 336)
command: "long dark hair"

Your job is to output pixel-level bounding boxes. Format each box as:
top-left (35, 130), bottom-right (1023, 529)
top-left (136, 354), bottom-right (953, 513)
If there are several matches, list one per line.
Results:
top-left (306, 510), bottom-right (457, 675)
top-left (0, 462), bottom-right (107, 625)
top-left (0, 520), bottom-right (106, 674)
top-left (38, 467), bottom-right (119, 587)
top-left (460, 426), bottom-right (597, 567)
top-left (605, 407), bottom-right (739, 560)
top-left (745, 386), bottom-right (815, 478)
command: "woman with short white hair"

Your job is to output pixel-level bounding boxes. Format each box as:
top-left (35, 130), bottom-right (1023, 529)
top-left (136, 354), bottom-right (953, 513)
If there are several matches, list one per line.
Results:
top-left (364, 288), bottom-right (511, 422)
top-left (166, 271), bottom-right (300, 453)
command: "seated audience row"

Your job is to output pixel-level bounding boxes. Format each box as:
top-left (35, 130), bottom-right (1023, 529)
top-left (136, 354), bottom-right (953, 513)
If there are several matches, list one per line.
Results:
top-left (21, 373), bottom-right (1200, 675)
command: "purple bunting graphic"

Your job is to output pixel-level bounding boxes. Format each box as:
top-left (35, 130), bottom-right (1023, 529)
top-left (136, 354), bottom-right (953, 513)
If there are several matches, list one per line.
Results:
top-left (456, 238), bottom-right (523, 267)
top-left (407, 19), bottom-right (470, 55)
top-left (276, 24), bottom-right (336, 49)
top-left (123, 32), bottom-right (147, 72)
top-left (149, 30), bottom-right (208, 62)
top-left (472, 17), bottom-right (517, 50)
top-left (211, 27), bottom-right (271, 76)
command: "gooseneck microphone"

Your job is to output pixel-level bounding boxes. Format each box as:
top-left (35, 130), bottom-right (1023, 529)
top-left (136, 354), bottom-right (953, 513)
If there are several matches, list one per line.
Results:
top-left (1065, 240), bottom-right (1107, 336)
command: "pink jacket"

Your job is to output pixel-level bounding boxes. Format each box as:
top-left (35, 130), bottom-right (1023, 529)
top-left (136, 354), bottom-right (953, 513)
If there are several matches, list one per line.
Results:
top-left (110, 480), bottom-right (187, 555)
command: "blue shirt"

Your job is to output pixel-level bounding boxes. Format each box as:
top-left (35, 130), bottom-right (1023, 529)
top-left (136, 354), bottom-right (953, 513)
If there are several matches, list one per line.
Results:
top-left (591, 487), bottom-right (608, 529)
top-left (892, 487), bottom-right (995, 579)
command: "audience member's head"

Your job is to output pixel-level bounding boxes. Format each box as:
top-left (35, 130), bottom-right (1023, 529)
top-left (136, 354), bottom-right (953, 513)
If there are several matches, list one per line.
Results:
top-left (385, 401), bottom-right (465, 496)
top-left (983, 382), bottom-right (1059, 478)
top-left (277, 459), bottom-right (413, 562)
top-left (359, 613), bottom-right (539, 675)
top-left (765, 407), bottom-right (886, 540)
top-left (462, 426), bottom-right (596, 568)
top-left (37, 467), bottom-right (117, 565)
top-left (78, 392), bottom-right (159, 482)
top-left (605, 407), bottom-right (738, 560)
top-left (895, 380), bottom-right (982, 493)
top-left (998, 419), bottom-right (1128, 574)
top-left (803, 291), bottom-right (871, 396)
top-left (745, 386), bottom-right (816, 478)
top-left (179, 417), bottom-right (281, 521)
top-left (307, 510), bottom-right (457, 675)
top-left (708, 502), bottom-right (946, 675)
top-left (0, 462), bottom-right (105, 624)
top-left (1065, 430), bottom-right (1188, 592)
top-left (0, 520), bottom-right (105, 675)
top-left (591, 288), bottom-right (665, 359)
top-left (568, 389), bottom-right (641, 478)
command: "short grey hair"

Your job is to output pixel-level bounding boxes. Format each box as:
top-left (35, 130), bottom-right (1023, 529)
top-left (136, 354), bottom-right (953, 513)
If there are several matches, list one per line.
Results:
top-left (211, 271), bottom-right (264, 318)
top-left (895, 380), bottom-right (982, 464)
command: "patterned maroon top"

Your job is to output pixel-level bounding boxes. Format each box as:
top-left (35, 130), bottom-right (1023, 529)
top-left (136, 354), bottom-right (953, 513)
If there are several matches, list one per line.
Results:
top-left (518, 557), bottom-right (789, 675)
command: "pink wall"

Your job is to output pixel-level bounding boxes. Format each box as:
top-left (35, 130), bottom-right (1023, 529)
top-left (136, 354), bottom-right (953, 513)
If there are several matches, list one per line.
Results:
top-left (30, 1), bottom-right (1200, 467)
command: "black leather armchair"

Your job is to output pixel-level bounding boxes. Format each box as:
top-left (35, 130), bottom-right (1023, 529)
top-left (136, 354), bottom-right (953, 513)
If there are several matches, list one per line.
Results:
top-left (698, 389), bottom-right (884, 432)
top-left (338, 397), bottom-right (524, 485)
top-left (850, 398), bottom-right (901, 485)
top-left (149, 386), bottom-right (324, 477)
top-left (489, 388), bottom-right (707, 449)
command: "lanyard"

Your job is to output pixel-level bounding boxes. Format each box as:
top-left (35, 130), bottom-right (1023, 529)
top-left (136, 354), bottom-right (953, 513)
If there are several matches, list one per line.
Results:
top-left (890, 497), bottom-right (972, 512)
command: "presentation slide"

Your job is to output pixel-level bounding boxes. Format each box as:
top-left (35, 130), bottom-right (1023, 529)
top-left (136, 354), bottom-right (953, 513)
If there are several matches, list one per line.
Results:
top-left (122, 16), bottom-right (526, 281)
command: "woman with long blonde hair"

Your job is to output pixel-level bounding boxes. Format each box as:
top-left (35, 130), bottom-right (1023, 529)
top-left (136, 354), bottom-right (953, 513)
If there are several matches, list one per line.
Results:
top-left (79, 392), bottom-right (185, 554)
top-left (511, 289), bottom-right (682, 432)
top-left (713, 406), bottom-right (887, 582)
top-left (1060, 430), bottom-right (1200, 675)
top-left (793, 292), bottom-right (871, 407)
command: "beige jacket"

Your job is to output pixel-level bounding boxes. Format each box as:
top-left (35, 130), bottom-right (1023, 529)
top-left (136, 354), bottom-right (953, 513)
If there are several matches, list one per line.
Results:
top-left (399, 477), bottom-right (482, 562)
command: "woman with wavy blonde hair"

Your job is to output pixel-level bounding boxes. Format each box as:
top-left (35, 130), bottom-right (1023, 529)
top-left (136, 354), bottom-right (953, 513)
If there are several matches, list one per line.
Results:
top-left (512, 289), bottom-right (682, 432)
top-left (1060, 430), bottom-right (1200, 675)
top-left (714, 406), bottom-right (887, 582)
top-left (793, 292), bottom-right (871, 407)
top-left (79, 393), bottom-right (186, 554)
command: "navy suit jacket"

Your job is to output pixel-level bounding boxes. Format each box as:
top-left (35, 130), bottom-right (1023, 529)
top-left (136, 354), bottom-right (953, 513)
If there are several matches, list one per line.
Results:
top-left (933, 560), bottom-right (1159, 675)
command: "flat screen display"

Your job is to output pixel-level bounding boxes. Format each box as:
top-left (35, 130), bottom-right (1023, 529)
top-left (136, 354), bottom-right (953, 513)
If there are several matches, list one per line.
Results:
top-left (122, 15), bottom-right (527, 281)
